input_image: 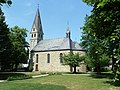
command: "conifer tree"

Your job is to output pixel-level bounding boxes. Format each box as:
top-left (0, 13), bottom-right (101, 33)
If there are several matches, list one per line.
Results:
top-left (0, 7), bottom-right (13, 71)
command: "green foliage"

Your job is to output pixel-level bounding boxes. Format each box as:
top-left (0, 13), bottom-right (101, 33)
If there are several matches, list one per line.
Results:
top-left (0, 7), bottom-right (28, 71)
top-left (63, 52), bottom-right (85, 66)
top-left (0, 7), bottom-right (13, 71)
top-left (0, 72), bottom-right (30, 80)
top-left (0, 0), bottom-right (12, 6)
top-left (0, 83), bottom-right (68, 90)
top-left (28, 64), bottom-right (33, 72)
top-left (62, 51), bottom-right (85, 73)
top-left (1, 74), bottom-right (120, 90)
top-left (46, 72), bottom-right (62, 75)
top-left (7, 75), bottom-right (31, 81)
top-left (82, 0), bottom-right (120, 81)
top-left (85, 54), bottom-right (110, 72)
top-left (10, 26), bottom-right (29, 71)
top-left (82, 0), bottom-right (120, 7)
top-left (81, 25), bottom-right (110, 72)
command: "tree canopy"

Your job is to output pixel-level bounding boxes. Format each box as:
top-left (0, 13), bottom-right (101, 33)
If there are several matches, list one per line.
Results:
top-left (10, 26), bottom-right (29, 71)
top-left (62, 52), bottom-right (85, 73)
top-left (0, 0), bottom-right (12, 6)
top-left (0, 7), bottom-right (13, 71)
top-left (0, 1), bottom-right (29, 71)
top-left (81, 0), bottom-right (120, 81)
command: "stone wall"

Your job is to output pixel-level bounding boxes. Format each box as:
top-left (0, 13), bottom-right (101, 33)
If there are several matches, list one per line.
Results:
top-left (32, 50), bottom-right (86, 72)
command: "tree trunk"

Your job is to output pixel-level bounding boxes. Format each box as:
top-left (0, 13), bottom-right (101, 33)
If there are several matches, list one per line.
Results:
top-left (96, 63), bottom-right (101, 74)
top-left (111, 56), bottom-right (116, 71)
top-left (1, 65), bottom-right (5, 71)
top-left (73, 66), bottom-right (76, 74)
top-left (70, 65), bottom-right (73, 72)
top-left (14, 63), bottom-right (19, 71)
top-left (10, 64), bottom-right (14, 71)
top-left (95, 56), bottom-right (101, 74)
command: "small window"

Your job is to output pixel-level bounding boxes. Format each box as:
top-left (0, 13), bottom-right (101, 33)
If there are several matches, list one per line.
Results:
top-left (39, 34), bottom-right (40, 37)
top-left (36, 54), bottom-right (38, 63)
top-left (34, 34), bottom-right (36, 37)
top-left (32, 34), bottom-right (33, 38)
top-left (47, 54), bottom-right (50, 63)
top-left (35, 64), bottom-right (38, 71)
top-left (33, 28), bottom-right (35, 31)
top-left (60, 53), bottom-right (63, 63)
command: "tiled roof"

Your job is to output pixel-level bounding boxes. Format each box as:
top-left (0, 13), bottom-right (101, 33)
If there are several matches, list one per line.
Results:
top-left (32, 38), bottom-right (84, 52)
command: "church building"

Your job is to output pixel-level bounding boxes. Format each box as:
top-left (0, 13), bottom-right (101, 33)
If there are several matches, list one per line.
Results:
top-left (30, 7), bottom-right (86, 72)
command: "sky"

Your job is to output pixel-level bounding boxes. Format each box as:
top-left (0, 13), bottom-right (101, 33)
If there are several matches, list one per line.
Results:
top-left (2, 0), bottom-right (92, 43)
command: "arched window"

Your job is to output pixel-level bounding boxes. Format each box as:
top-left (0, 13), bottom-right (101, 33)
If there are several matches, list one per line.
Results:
top-left (31, 34), bottom-right (33, 38)
top-left (38, 34), bottom-right (40, 37)
top-left (47, 54), bottom-right (50, 63)
top-left (33, 28), bottom-right (35, 31)
top-left (36, 54), bottom-right (38, 63)
top-left (60, 53), bottom-right (63, 63)
top-left (34, 34), bottom-right (36, 37)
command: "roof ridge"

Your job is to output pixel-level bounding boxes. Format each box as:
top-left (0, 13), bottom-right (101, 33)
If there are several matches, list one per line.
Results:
top-left (40, 37), bottom-right (67, 41)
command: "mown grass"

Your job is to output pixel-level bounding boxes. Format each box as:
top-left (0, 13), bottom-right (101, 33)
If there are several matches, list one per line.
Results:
top-left (0, 83), bottom-right (67, 90)
top-left (0, 73), bottom-right (120, 90)
top-left (0, 72), bottom-right (43, 80)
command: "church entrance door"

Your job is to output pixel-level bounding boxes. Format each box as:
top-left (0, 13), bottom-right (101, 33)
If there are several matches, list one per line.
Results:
top-left (35, 64), bottom-right (38, 71)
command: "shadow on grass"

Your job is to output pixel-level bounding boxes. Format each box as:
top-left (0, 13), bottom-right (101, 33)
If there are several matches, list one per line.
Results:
top-left (89, 72), bottom-right (114, 79)
top-left (89, 72), bottom-right (120, 86)
top-left (0, 72), bottom-right (28, 80)
top-left (63, 72), bottom-right (87, 74)
top-left (105, 80), bottom-right (120, 87)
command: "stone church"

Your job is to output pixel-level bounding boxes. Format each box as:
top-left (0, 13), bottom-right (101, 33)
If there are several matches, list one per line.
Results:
top-left (30, 7), bottom-right (86, 72)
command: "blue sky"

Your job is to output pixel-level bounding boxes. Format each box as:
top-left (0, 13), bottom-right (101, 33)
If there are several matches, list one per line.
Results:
top-left (2, 0), bottom-right (92, 43)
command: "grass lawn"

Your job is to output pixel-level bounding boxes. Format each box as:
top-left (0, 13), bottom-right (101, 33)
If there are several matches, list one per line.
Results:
top-left (0, 73), bottom-right (120, 90)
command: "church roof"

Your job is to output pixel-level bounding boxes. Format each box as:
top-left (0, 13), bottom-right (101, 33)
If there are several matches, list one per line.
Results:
top-left (32, 7), bottom-right (43, 33)
top-left (32, 38), bottom-right (84, 52)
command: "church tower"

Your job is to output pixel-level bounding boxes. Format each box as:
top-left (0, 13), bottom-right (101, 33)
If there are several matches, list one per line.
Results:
top-left (30, 7), bottom-right (43, 51)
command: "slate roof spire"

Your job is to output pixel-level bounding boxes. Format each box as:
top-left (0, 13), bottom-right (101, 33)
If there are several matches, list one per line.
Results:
top-left (32, 5), bottom-right (43, 34)
top-left (30, 5), bottom-right (44, 51)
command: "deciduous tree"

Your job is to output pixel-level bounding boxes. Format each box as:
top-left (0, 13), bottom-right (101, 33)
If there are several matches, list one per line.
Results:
top-left (62, 52), bottom-right (85, 73)
top-left (10, 26), bottom-right (29, 71)
top-left (82, 0), bottom-right (120, 81)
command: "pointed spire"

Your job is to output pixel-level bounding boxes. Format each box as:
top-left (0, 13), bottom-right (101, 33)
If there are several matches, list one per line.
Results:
top-left (66, 22), bottom-right (70, 38)
top-left (38, 4), bottom-right (39, 8)
top-left (32, 5), bottom-right (42, 33)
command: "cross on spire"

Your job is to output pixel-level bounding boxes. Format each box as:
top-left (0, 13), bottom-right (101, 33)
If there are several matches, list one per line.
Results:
top-left (38, 4), bottom-right (39, 9)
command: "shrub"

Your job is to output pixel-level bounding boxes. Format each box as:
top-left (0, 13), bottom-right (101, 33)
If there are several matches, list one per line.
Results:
top-left (7, 75), bottom-right (31, 81)
top-left (28, 64), bottom-right (33, 72)
top-left (36, 71), bottom-right (62, 75)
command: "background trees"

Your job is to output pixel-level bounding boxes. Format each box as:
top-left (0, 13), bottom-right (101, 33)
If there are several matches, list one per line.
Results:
top-left (10, 26), bottom-right (29, 71)
top-left (0, 0), bottom-right (29, 71)
top-left (81, 0), bottom-right (120, 81)
top-left (62, 52), bottom-right (85, 73)
top-left (0, 6), bottom-right (29, 71)
top-left (0, 7), bottom-right (13, 71)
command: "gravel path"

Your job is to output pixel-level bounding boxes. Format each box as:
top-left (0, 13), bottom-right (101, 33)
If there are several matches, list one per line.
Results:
top-left (32, 74), bottom-right (49, 78)
top-left (0, 80), bottom-right (5, 82)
